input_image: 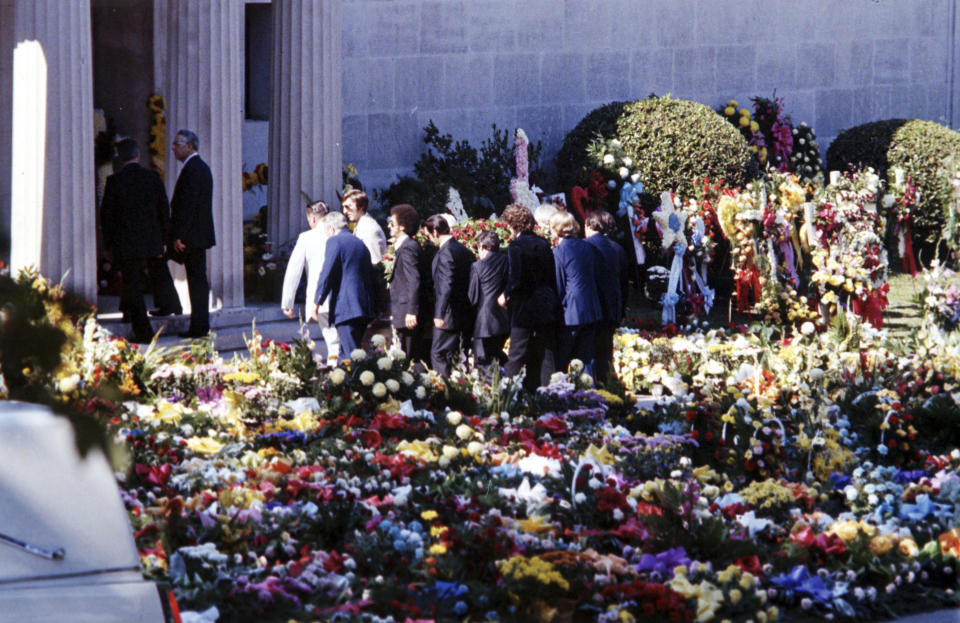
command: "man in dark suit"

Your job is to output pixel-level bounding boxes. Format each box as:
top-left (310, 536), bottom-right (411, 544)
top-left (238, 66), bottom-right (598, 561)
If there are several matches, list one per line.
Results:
top-left (314, 211), bottom-right (376, 360)
top-left (468, 230), bottom-right (509, 367)
top-left (422, 214), bottom-right (474, 377)
top-left (170, 129), bottom-right (215, 338)
top-left (101, 138), bottom-right (176, 343)
top-left (551, 210), bottom-right (603, 376)
top-left (500, 204), bottom-right (562, 391)
top-left (585, 210), bottom-right (629, 384)
top-left (387, 204), bottom-right (430, 362)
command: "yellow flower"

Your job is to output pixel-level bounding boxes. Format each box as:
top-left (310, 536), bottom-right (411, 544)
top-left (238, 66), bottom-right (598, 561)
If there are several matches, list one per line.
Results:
top-left (584, 443), bottom-right (616, 465)
top-left (728, 588), bottom-right (742, 605)
top-left (421, 510), bottom-right (439, 521)
top-left (827, 519), bottom-right (860, 542)
top-left (518, 515), bottom-right (552, 534)
top-left (223, 371), bottom-right (260, 384)
top-left (724, 106), bottom-right (736, 116)
top-left (728, 100), bottom-right (739, 108)
top-left (869, 534), bottom-right (896, 556)
top-left (739, 116), bottom-right (750, 127)
top-left (750, 121), bottom-right (760, 132)
top-left (187, 436), bottom-right (224, 455)
top-left (899, 537), bottom-right (919, 557)
top-left (429, 543), bottom-right (447, 555)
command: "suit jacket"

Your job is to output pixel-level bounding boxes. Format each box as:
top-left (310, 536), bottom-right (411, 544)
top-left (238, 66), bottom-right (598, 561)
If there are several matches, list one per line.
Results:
top-left (101, 162), bottom-right (169, 260)
top-left (505, 232), bottom-right (561, 328)
top-left (170, 155), bottom-right (215, 250)
top-left (586, 233), bottom-right (629, 323)
top-left (388, 235), bottom-right (428, 329)
top-left (431, 237), bottom-right (475, 330)
top-left (315, 229), bottom-right (375, 325)
top-left (554, 237), bottom-right (603, 326)
top-left (468, 250), bottom-right (509, 338)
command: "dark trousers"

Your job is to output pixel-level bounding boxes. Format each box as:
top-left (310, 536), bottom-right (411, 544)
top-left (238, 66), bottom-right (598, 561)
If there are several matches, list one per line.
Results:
top-left (336, 317), bottom-right (369, 359)
top-left (118, 257), bottom-right (153, 340)
top-left (474, 334), bottom-right (508, 367)
top-left (504, 325), bottom-right (557, 391)
top-left (183, 248), bottom-right (210, 333)
top-left (593, 322), bottom-right (618, 385)
top-left (148, 256), bottom-right (181, 312)
top-left (431, 326), bottom-right (464, 378)
top-left (558, 323), bottom-right (597, 377)
top-left (396, 325), bottom-right (429, 364)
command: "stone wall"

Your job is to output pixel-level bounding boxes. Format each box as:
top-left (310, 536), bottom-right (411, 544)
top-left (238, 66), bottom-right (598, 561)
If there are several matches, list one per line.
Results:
top-left (340, 0), bottom-right (960, 195)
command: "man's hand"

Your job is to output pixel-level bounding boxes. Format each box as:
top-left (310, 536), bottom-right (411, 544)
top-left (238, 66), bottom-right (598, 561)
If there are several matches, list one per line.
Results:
top-left (404, 314), bottom-right (418, 329)
top-left (434, 317), bottom-right (445, 329)
top-left (282, 308), bottom-right (295, 319)
top-left (173, 239), bottom-right (186, 253)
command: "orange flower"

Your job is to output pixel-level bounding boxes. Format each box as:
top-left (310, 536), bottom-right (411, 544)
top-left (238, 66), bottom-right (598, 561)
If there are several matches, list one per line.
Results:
top-left (938, 528), bottom-right (960, 559)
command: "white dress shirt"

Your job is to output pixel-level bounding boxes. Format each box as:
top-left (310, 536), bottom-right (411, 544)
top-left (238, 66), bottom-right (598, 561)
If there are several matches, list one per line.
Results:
top-left (354, 212), bottom-right (387, 264)
top-left (281, 226), bottom-right (330, 319)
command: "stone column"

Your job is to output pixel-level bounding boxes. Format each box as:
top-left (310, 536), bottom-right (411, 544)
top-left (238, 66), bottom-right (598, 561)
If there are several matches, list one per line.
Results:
top-left (164, 0), bottom-right (244, 310)
top-left (0, 0), bottom-right (13, 261)
top-left (8, 0), bottom-right (96, 302)
top-left (268, 0), bottom-right (343, 247)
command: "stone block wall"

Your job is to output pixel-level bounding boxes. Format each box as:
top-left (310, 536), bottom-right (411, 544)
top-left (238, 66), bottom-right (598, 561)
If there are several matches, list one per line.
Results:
top-left (340, 0), bottom-right (959, 196)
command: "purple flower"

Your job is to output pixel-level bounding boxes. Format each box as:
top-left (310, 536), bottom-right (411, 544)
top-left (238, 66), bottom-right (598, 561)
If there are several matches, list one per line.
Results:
top-left (635, 547), bottom-right (691, 577)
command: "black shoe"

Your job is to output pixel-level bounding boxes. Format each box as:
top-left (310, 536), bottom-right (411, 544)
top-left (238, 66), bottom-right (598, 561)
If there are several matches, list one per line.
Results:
top-left (149, 308), bottom-right (182, 317)
top-left (178, 329), bottom-right (209, 339)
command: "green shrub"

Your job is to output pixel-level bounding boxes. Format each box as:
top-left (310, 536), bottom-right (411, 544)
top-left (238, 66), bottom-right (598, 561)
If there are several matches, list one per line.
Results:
top-left (376, 121), bottom-right (542, 219)
top-left (554, 101), bottom-right (628, 189)
top-left (826, 119), bottom-right (960, 245)
top-left (556, 96), bottom-right (757, 199)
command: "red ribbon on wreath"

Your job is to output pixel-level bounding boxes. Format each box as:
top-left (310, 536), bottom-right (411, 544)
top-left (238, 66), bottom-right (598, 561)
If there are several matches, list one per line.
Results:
top-left (897, 216), bottom-right (918, 276)
top-left (850, 283), bottom-right (889, 328)
top-left (734, 264), bottom-right (762, 313)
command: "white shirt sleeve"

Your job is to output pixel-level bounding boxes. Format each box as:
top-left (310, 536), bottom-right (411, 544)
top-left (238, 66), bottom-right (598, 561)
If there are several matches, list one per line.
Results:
top-left (281, 233), bottom-right (308, 311)
top-left (356, 214), bottom-right (387, 264)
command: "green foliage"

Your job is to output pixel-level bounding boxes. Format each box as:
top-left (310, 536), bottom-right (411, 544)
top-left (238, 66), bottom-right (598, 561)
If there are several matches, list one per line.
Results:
top-left (0, 268), bottom-right (107, 455)
top-left (556, 96), bottom-right (757, 199)
top-left (826, 119), bottom-right (960, 246)
top-left (376, 121), bottom-right (543, 219)
top-left (554, 101), bottom-right (629, 189)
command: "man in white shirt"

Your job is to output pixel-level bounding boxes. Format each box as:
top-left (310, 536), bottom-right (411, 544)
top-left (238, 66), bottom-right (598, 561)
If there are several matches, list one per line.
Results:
top-left (281, 200), bottom-right (339, 361)
top-left (341, 188), bottom-right (386, 264)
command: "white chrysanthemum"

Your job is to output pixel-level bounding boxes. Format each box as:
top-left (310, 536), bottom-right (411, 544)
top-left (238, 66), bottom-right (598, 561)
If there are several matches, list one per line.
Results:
top-left (619, 166), bottom-right (630, 179)
top-left (446, 411), bottom-right (463, 426)
top-left (622, 157), bottom-right (632, 167)
top-left (350, 348), bottom-right (367, 362)
top-left (401, 371), bottom-right (414, 385)
top-left (415, 385), bottom-right (426, 399)
top-left (467, 441), bottom-right (483, 456)
top-left (386, 379), bottom-right (400, 393)
top-left (377, 356), bottom-right (393, 371)
top-left (455, 424), bottom-right (474, 440)
top-left (800, 321), bottom-right (815, 336)
top-left (579, 373), bottom-right (593, 387)
top-left (372, 382), bottom-right (387, 398)
top-left (568, 359), bottom-right (584, 374)
top-left (359, 370), bottom-right (376, 386)
top-left (330, 368), bottom-right (347, 385)
top-left (57, 373), bottom-right (80, 394)
top-left (602, 154), bottom-right (615, 166)
top-left (442, 445), bottom-right (459, 459)
top-left (371, 334), bottom-right (386, 348)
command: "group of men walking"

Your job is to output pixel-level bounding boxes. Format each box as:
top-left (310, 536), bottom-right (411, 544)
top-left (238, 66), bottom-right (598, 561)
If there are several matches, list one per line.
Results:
top-left (104, 142), bottom-right (628, 388)
top-left (282, 196), bottom-right (628, 390)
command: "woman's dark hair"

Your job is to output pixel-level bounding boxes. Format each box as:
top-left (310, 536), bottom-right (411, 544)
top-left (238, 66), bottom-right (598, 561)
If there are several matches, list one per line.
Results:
top-left (501, 204), bottom-right (536, 234)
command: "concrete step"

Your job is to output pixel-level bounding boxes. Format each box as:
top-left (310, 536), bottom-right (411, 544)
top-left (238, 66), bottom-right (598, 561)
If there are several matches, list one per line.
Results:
top-left (96, 297), bottom-right (330, 357)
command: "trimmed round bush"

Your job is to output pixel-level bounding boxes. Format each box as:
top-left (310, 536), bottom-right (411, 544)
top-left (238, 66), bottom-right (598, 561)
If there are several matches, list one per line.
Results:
top-left (554, 101), bottom-right (628, 189)
top-left (827, 119), bottom-right (960, 245)
top-left (555, 96), bottom-right (757, 199)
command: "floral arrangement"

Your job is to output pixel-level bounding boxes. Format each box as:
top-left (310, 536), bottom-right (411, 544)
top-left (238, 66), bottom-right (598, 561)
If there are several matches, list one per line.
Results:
top-left (147, 93), bottom-right (165, 176)
top-left (242, 208), bottom-right (283, 301)
top-left (4, 281), bottom-right (960, 622)
top-left (810, 168), bottom-right (889, 327)
top-left (721, 94), bottom-right (820, 180)
top-left (918, 260), bottom-right (960, 333)
top-left (241, 163), bottom-right (268, 193)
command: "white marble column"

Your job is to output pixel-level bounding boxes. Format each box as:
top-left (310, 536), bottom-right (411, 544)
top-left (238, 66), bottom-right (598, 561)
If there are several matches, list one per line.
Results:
top-left (268, 0), bottom-right (343, 247)
top-left (0, 0), bottom-right (13, 260)
top-left (9, 0), bottom-right (96, 302)
top-left (164, 0), bottom-right (244, 310)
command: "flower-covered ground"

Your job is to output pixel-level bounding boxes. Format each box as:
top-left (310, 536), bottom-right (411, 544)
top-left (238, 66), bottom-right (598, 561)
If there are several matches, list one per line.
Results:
top-left (61, 310), bottom-right (957, 623)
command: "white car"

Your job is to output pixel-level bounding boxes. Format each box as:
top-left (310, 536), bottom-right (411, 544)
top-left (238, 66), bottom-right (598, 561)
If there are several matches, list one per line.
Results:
top-left (0, 401), bottom-right (166, 623)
